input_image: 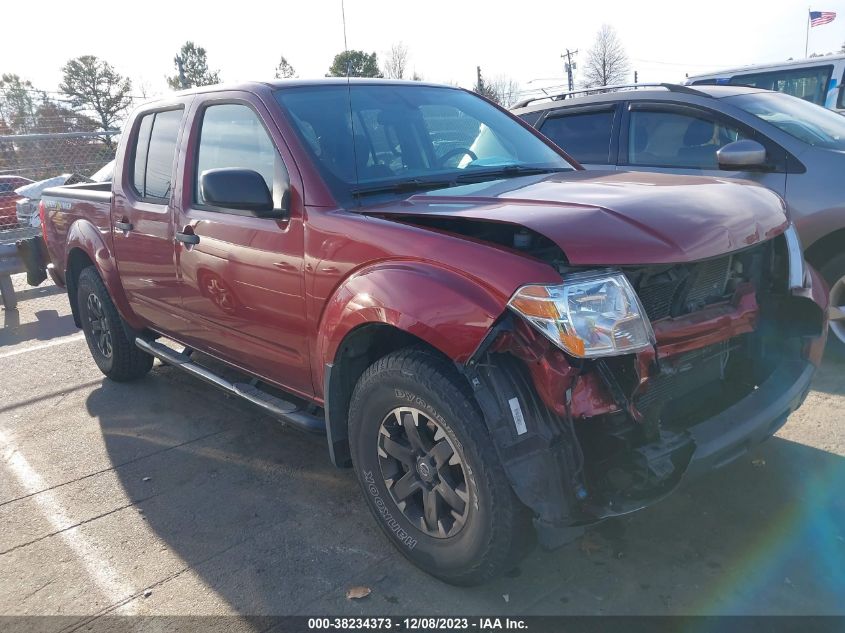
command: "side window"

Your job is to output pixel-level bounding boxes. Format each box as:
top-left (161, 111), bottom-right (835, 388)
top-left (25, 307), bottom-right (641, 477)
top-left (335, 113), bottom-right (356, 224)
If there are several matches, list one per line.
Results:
top-left (839, 68), bottom-right (845, 109)
top-left (131, 114), bottom-right (153, 195)
top-left (130, 109), bottom-right (182, 201)
top-left (729, 66), bottom-right (832, 105)
top-left (539, 110), bottom-right (614, 164)
top-left (196, 103), bottom-right (281, 207)
top-left (628, 109), bottom-right (747, 169)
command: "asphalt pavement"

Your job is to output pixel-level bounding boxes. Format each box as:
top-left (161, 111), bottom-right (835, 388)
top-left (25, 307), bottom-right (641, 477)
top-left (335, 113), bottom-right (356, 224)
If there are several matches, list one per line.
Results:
top-left (1, 272), bottom-right (844, 625)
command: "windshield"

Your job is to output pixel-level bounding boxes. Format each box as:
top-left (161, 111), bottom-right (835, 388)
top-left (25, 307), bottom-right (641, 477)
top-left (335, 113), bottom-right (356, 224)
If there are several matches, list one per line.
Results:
top-left (274, 84), bottom-right (572, 201)
top-left (727, 91), bottom-right (845, 150)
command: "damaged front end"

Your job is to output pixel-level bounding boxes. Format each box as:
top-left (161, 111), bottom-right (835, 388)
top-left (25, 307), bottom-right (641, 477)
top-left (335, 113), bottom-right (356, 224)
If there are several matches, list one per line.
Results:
top-left (464, 227), bottom-right (828, 548)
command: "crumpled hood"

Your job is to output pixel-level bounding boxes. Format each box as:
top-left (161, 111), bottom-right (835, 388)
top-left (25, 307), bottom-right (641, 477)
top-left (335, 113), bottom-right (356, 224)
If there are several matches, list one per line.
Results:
top-left (361, 170), bottom-right (789, 265)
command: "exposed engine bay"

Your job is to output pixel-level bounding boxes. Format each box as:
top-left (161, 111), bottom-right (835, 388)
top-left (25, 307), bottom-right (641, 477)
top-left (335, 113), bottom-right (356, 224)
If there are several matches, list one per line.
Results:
top-left (449, 226), bottom-right (827, 548)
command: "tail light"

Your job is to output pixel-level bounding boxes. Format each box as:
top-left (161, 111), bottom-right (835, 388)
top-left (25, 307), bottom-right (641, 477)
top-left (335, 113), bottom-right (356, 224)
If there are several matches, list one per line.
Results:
top-left (38, 200), bottom-right (48, 243)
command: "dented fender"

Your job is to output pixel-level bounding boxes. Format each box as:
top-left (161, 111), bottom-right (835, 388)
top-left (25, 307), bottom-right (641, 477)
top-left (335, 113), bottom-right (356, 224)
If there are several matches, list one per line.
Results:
top-left (316, 261), bottom-right (510, 396)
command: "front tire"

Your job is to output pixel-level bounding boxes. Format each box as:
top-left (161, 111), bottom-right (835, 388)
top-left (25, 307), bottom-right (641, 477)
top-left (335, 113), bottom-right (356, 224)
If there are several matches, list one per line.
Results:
top-left (77, 266), bottom-right (153, 382)
top-left (821, 254), bottom-right (845, 359)
top-left (348, 347), bottom-right (529, 585)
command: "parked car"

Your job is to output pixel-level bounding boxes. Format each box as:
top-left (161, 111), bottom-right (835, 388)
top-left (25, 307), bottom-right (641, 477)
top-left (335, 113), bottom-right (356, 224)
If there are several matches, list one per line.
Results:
top-left (15, 161), bottom-right (113, 228)
top-left (685, 54), bottom-right (845, 113)
top-left (0, 175), bottom-right (34, 228)
top-left (513, 83), bottom-right (845, 354)
top-left (41, 79), bottom-right (827, 585)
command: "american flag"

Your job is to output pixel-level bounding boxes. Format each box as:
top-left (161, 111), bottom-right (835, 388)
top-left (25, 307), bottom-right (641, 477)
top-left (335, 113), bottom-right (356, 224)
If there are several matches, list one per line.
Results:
top-left (810, 10), bottom-right (836, 26)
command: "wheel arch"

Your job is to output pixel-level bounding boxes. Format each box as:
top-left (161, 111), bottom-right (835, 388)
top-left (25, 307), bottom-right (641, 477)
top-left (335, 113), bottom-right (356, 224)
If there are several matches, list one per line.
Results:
top-left (324, 322), bottom-right (464, 468)
top-left (65, 247), bottom-right (95, 327)
top-left (64, 218), bottom-right (139, 329)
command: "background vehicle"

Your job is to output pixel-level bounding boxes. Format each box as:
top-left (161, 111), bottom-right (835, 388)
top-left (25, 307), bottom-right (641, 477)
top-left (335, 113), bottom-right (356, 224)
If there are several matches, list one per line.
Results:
top-left (40, 80), bottom-right (827, 585)
top-left (685, 55), bottom-right (845, 113)
top-left (0, 175), bottom-right (33, 228)
top-left (513, 83), bottom-right (845, 354)
top-left (15, 161), bottom-right (114, 228)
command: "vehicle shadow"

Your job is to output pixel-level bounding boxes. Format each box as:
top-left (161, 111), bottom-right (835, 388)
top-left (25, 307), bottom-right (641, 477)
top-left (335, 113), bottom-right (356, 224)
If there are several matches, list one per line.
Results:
top-left (87, 364), bottom-right (845, 616)
top-left (10, 283), bottom-right (64, 303)
top-left (0, 308), bottom-right (77, 346)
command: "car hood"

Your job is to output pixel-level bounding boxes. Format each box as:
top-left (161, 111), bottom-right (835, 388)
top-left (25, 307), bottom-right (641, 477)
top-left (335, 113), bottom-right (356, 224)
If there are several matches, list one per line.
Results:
top-left (361, 170), bottom-right (789, 266)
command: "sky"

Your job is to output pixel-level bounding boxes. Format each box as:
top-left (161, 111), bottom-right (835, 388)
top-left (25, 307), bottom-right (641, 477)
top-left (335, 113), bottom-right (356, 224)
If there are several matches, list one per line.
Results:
top-left (4, 0), bottom-right (845, 100)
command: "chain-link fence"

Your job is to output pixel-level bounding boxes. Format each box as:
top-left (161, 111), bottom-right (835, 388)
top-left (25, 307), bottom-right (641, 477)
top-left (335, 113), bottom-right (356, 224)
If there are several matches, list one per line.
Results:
top-left (0, 130), bottom-right (120, 230)
top-left (0, 130), bottom-right (119, 181)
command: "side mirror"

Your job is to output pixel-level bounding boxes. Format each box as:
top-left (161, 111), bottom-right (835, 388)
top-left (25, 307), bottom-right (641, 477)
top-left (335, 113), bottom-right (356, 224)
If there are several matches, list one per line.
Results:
top-left (200, 168), bottom-right (284, 217)
top-left (717, 139), bottom-right (768, 170)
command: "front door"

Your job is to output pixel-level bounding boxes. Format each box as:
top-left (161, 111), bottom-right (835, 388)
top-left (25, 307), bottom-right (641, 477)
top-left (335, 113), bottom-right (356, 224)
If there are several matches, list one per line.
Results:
top-left (173, 96), bottom-right (311, 397)
top-left (112, 105), bottom-right (186, 332)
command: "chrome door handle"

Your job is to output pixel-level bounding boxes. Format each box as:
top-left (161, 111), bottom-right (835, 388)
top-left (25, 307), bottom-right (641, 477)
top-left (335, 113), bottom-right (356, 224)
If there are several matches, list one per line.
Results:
top-left (175, 231), bottom-right (200, 245)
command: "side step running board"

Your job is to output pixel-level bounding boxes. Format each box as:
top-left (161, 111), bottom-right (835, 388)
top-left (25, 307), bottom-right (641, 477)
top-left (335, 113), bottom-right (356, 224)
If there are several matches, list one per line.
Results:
top-left (136, 338), bottom-right (325, 435)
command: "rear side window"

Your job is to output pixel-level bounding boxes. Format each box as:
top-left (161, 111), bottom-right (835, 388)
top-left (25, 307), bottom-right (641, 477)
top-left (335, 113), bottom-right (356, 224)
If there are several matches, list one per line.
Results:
top-left (130, 109), bottom-right (183, 201)
top-left (728, 65), bottom-right (832, 106)
top-left (195, 103), bottom-right (282, 207)
top-left (539, 110), bottom-right (614, 164)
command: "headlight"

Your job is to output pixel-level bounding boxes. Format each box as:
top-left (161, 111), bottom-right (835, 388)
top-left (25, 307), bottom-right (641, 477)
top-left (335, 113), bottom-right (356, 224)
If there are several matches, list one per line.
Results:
top-left (508, 271), bottom-right (655, 358)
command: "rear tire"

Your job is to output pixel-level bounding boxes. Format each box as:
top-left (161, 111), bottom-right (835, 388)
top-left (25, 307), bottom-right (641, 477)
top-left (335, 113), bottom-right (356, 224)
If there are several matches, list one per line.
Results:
top-left (77, 266), bottom-right (153, 381)
top-left (820, 254), bottom-right (845, 359)
top-left (348, 347), bottom-right (530, 585)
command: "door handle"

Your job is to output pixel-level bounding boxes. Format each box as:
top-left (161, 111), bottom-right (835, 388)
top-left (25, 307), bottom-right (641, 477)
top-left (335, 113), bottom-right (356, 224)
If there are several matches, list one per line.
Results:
top-left (175, 231), bottom-right (200, 245)
top-left (114, 220), bottom-right (133, 232)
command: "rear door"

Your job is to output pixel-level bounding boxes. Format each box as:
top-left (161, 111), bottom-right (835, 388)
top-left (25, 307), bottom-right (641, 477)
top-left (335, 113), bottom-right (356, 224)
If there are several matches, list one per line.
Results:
top-left (619, 101), bottom-right (787, 195)
top-left (536, 104), bottom-right (620, 169)
top-left (112, 103), bottom-right (188, 332)
top-left (173, 93), bottom-right (311, 397)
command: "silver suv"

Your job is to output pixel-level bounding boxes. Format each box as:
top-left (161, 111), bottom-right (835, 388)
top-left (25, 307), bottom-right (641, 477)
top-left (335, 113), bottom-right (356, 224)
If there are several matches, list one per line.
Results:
top-left (513, 83), bottom-right (845, 353)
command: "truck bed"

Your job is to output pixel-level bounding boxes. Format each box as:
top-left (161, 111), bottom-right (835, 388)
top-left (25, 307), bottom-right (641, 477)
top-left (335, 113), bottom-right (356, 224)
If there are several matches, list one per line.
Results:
top-left (41, 181), bottom-right (114, 285)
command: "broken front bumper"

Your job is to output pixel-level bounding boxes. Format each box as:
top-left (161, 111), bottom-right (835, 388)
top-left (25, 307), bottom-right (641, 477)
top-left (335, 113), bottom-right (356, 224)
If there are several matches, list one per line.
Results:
top-left (683, 359), bottom-right (813, 478)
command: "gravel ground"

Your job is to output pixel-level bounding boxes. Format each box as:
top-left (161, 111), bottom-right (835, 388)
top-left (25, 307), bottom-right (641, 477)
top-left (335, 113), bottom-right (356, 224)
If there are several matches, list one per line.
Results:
top-left (1, 273), bottom-right (843, 624)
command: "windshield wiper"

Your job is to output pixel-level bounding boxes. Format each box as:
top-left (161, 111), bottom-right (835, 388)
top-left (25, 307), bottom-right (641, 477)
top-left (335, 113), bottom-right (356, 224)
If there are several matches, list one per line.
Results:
top-left (454, 165), bottom-right (570, 183)
top-left (350, 178), bottom-right (455, 198)
top-left (350, 166), bottom-right (569, 199)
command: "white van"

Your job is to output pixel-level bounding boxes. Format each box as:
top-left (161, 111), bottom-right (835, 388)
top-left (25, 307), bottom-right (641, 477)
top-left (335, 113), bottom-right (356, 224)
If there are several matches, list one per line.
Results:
top-left (686, 55), bottom-right (845, 113)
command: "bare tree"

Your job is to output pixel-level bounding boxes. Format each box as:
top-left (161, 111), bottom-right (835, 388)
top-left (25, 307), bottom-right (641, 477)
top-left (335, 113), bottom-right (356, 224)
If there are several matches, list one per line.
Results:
top-left (275, 56), bottom-right (297, 79)
top-left (383, 42), bottom-right (409, 79)
top-left (582, 25), bottom-right (630, 87)
top-left (474, 66), bottom-right (499, 103)
top-left (490, 75), bottom-right (521, 108)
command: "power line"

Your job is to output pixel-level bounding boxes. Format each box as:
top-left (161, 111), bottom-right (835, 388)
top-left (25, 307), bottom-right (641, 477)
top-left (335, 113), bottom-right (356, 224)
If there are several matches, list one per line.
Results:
top-left (629, 57), bottom-right (722, 68)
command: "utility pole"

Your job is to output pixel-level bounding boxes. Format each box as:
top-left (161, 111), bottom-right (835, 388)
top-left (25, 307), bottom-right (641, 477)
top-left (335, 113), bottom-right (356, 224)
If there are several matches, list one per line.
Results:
top-left (634, 70), bottom-right (638, 84)
top-left (561, 49), bottom-right (578, 92)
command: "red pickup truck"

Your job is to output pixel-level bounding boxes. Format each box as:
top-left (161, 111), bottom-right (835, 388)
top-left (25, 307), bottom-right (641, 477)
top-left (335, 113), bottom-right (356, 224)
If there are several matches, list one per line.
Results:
top-left (41, 79), bottom-right (828, 585)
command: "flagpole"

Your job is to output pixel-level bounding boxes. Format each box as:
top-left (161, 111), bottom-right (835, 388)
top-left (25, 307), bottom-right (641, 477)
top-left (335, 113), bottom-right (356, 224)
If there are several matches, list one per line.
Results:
top-left (805, 7), bottom-right (810, 57)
